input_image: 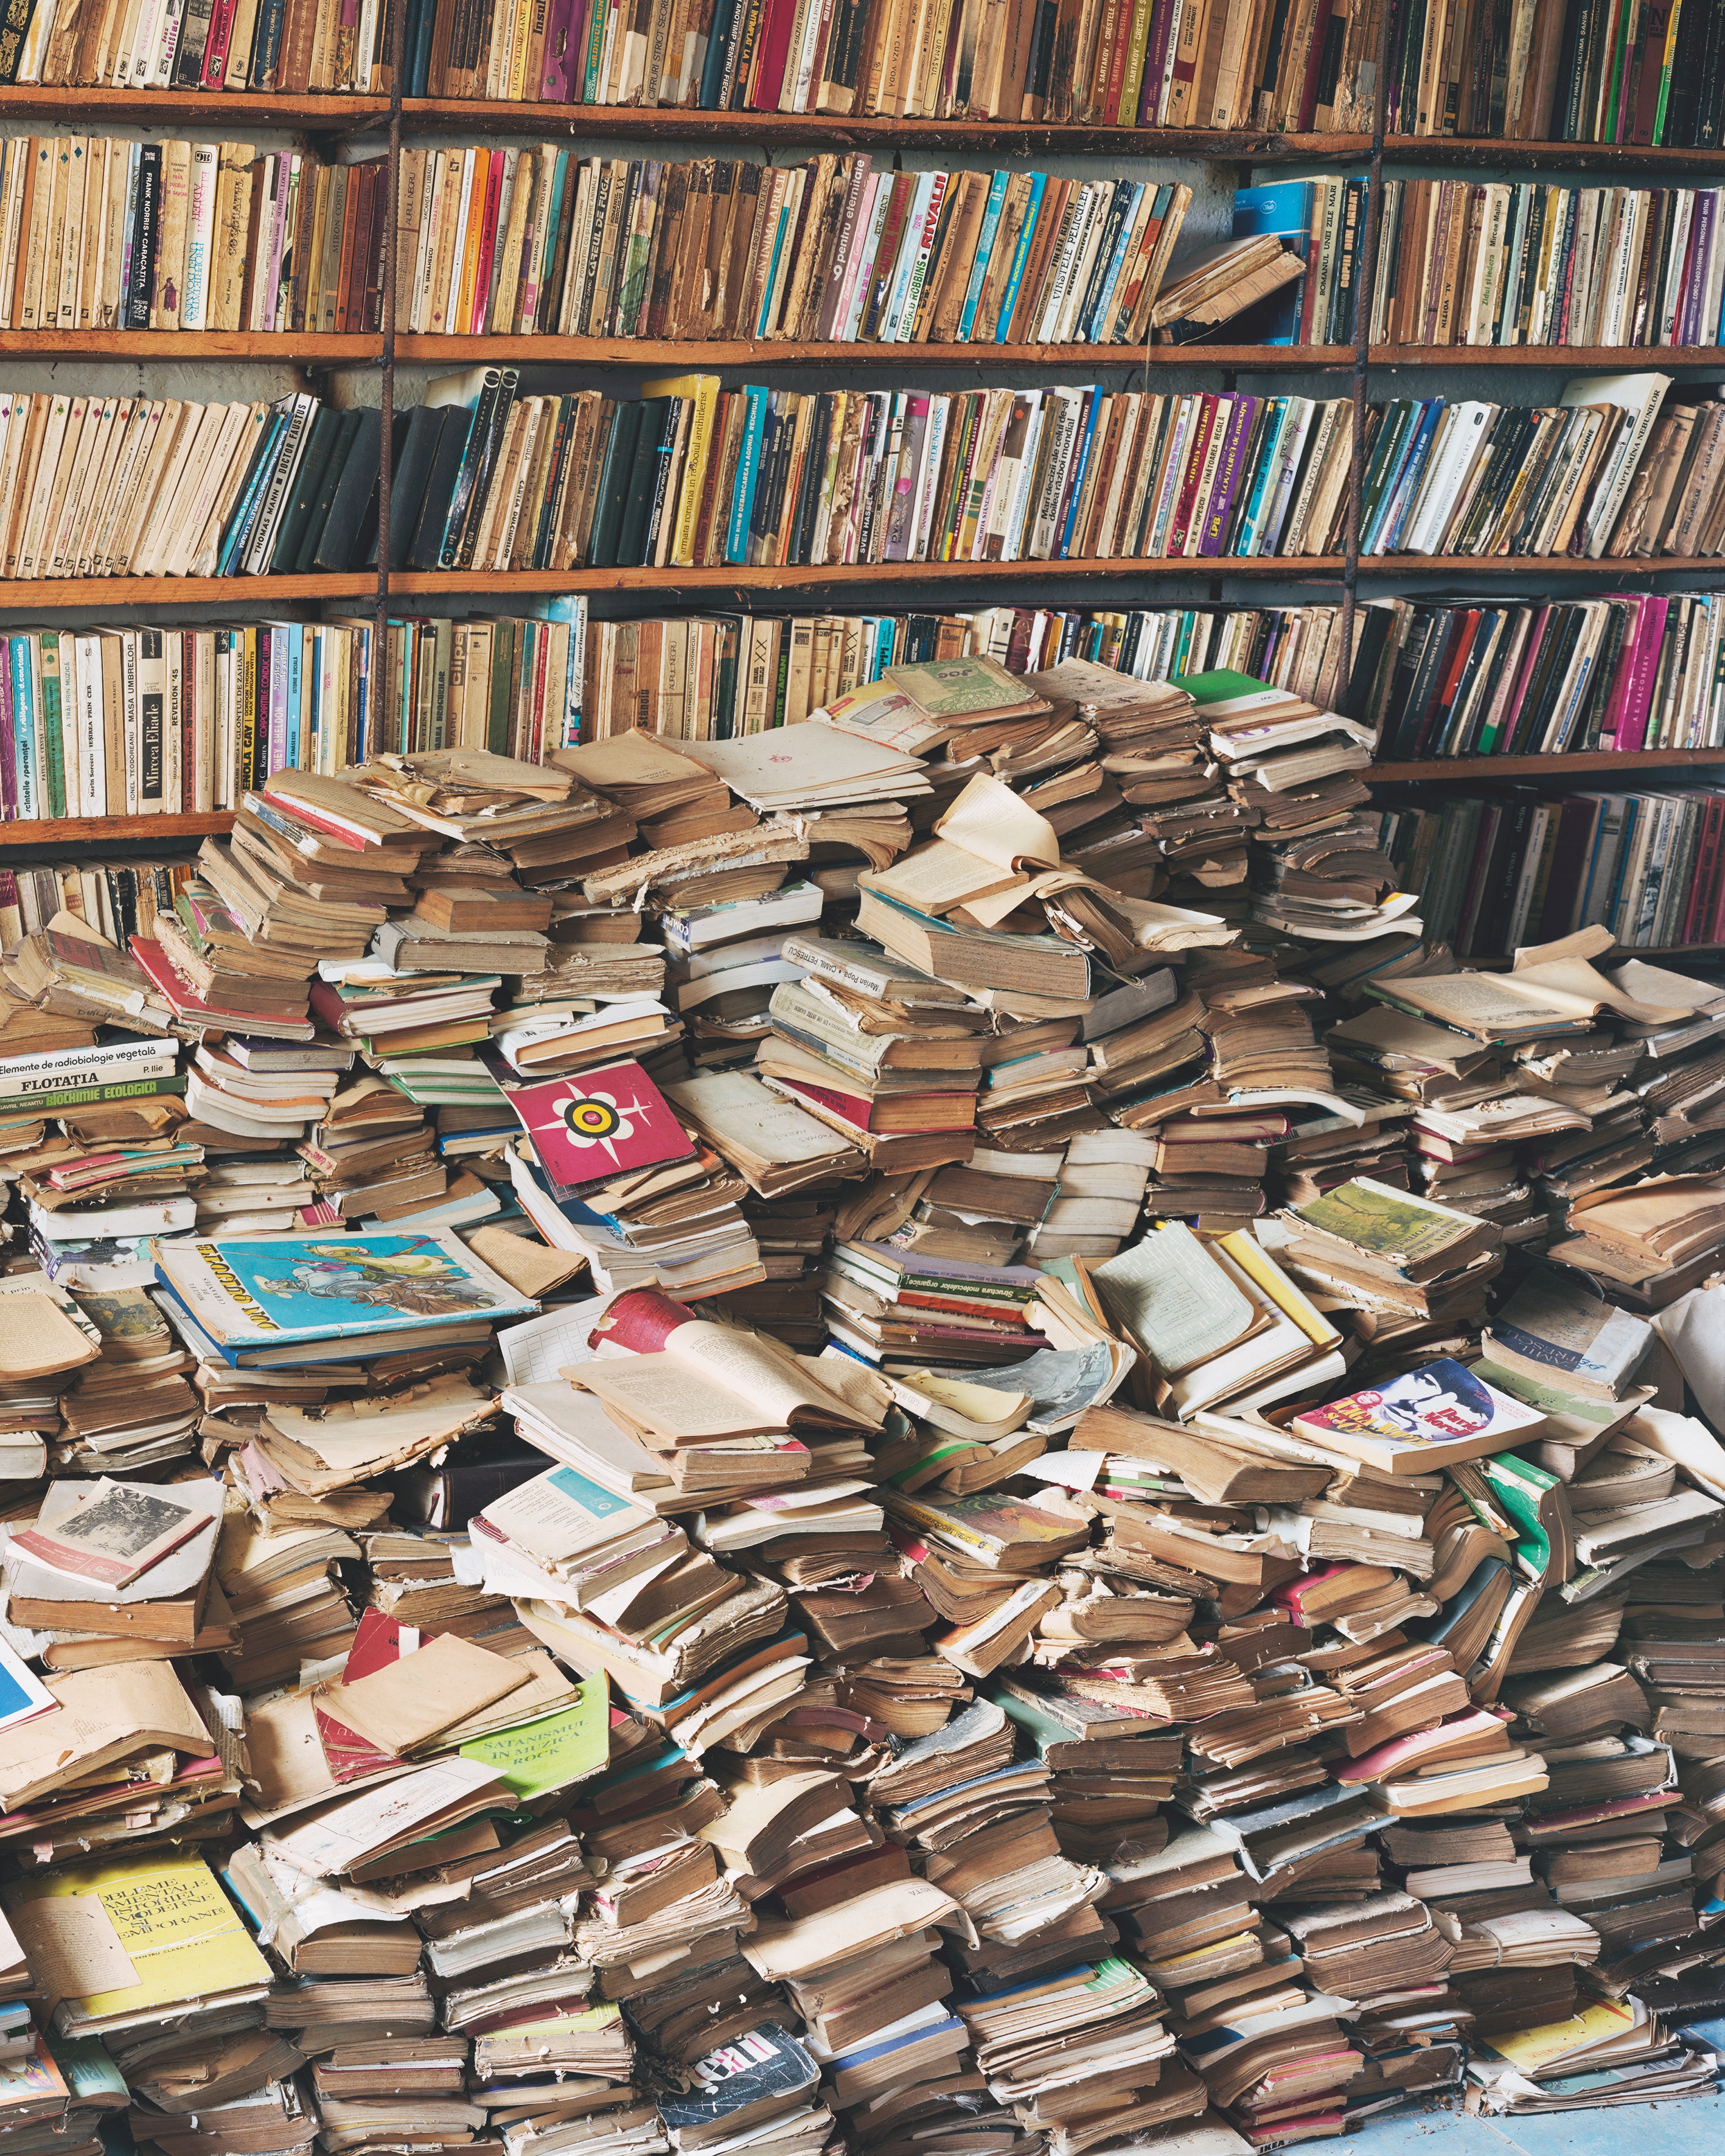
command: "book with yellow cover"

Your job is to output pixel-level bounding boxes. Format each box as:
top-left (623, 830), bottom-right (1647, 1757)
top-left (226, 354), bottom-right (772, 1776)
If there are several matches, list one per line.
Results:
top-left (4, 1852), bottom-right (271, 2036)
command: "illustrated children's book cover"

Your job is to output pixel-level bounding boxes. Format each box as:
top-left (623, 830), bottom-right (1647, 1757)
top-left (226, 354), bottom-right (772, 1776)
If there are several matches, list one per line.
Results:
top-left (153, 1229), bottom-right (538, 1347)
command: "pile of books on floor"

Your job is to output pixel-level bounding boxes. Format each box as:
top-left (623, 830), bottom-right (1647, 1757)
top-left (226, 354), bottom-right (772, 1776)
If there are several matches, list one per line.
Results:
top-left (0, 646), bottom-right (1723, 2156)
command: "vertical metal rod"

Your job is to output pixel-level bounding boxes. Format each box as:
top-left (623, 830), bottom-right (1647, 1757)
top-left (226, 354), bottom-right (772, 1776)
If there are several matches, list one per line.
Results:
top-left (374, 0), bottom-right (408, 755)
top-left (1337, 0), bottom-right (1393, 713)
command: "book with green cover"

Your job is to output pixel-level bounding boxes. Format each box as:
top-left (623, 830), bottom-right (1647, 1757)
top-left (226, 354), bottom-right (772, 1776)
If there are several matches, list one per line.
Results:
top-left (1454, 1451), bottom-right (1572, 1582)
top-left (1170, 666), bottom-right (1276, 706)
top-left (1289, 1177), bottom-right (1485, 1274)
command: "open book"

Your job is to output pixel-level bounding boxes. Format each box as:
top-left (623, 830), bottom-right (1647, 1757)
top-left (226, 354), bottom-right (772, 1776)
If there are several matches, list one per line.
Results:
top-left (575, 1289), bottom-right (874, 1443)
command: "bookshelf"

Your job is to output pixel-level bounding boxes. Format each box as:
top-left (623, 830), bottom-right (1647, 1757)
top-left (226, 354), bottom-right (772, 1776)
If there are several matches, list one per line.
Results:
top-left (4, 26), bottom-right (1725, 862)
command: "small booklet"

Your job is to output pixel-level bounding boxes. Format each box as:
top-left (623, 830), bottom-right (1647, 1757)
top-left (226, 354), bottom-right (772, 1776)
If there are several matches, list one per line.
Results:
top-left (12, 1479), bottom-right (212, 1590)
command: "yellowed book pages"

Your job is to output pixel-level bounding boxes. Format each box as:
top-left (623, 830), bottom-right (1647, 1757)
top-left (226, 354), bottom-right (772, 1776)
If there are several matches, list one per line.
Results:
top-left (443, 149), bottom-right (482, 333)
top-left (470, 400), bottom-right (531, 570)
top-left (20, 138), bottom-right (61, 330)
top-left (96, 138), bottom-right (130, 327)
top-left (15, 392), bottom-right (74, 579)
top-left (307, 0), bottom-right (336, 86)
top-left (495, 398), bottom-right (550, 568)
top-left (63, 395), bottom-right (127, 577)
top-left (55, 134), bottom-right (89, 329)
top-left (489, 150), bottom-right (535, 335)
top-left (85, 399), bottom-right (152, 574)
top-left (394, 144), bottom-right (427, 323)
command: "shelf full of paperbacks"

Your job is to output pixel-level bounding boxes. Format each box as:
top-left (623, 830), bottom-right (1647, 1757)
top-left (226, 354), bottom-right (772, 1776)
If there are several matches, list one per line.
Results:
top-left (20, 138), bottom-right (1725, 359)
top-left (9, 590), bottom-right (1725, 829)
top-left (1381, 781), bottom-right (1725, 961)
top-left (6, 365), bottom-right (1725, 587)
top-left (0, 134), bottom-right (1208, 348)
top-left (7, 0), bottom-right (1725, 150)
top-left (0, 638), bottom-right (1723, 2151)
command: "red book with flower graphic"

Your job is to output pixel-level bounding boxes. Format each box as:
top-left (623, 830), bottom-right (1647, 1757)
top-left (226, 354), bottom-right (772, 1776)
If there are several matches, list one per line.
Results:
top-left (504, 1061), bottom-right (696, 1195)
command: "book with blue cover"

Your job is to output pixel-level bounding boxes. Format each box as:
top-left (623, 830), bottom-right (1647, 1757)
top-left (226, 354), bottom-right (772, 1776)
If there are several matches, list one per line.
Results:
top-left (152, 1229), bottom-right (537, 1352)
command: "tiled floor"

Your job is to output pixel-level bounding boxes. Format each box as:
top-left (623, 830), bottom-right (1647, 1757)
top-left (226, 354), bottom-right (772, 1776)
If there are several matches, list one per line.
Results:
top-left (1351, 2019), bottom-right (1725, 2156)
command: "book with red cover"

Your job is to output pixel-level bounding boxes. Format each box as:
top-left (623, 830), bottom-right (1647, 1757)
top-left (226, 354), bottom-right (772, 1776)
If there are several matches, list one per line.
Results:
top-left (505, 1059), bottom-right (695, 1193)
top-left (131, 938), bottom-right (318, 1040)
top-left (773, 1073), bottom-right (972, 1134)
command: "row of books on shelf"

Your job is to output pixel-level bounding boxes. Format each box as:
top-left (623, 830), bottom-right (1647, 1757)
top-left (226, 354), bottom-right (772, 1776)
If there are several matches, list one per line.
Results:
top-left (0, 607), bottom-right (582, 818)
top-left (1385, 783), bottom-right (1725, 958)
top-left (22, 138), bottom-right (1725, 364)
top-left (0, 375), bottom-right (1363, 581)
top-left (323, 0), bottom-right (1379, 120)
top-left (391, 148), bottom-right (1197, 345)
top-left (4, 585), bottom-right (1714, 831)
top-left (1390, 0), bottom-right (1721, 147)
top-left (559, 377), bottom-right (1361, 568)
top-left (1357, 372), bottom-right (1686, 561)
top-left (0, 389), bottom-right (389, 582)
top-left (1369, 176), bottom-right (1725, 351)
top-left (5, 0), bottom-right (375, 92)
top-left (0, 854), bottom-right (188, 949)
top-left (0, 135), bottom-right (382, 336)
top-left (10, 366), bottom-right (1716, 589)
top-left (10, 0), bottom-right (1721, 150)
top-left (1363, 590), bottom-right (1725, 761)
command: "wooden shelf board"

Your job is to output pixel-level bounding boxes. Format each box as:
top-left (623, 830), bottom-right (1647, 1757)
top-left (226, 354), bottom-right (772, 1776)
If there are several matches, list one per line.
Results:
top-left (393, 337), bottom-right (1355, 366)
top-left (1370, 346), bottom-right (1725, 366)
top-left (0, 574), bottom-right (377, 606)
top-left (0, 560), bottom-right (1343, 607)
top-left (0, 813), bottom-right (234, 844)
top-left (4, 96), bottom-right (1721, 169)
top-left (0, 88), bottom-right (388, 127)
top-left (0, 331), bottom-right (382, 361)
top-left (1359, 556), bottom-right (1725, 573)
top-left (1371, 749), bottom-right (1725, 780)
top-left (1379, 134), bottom-right (1725, 172)
top-left (385, 559), bottom-right (1342, 591)
top-left (397, 105), bottom-right (1371, 154)
top-left (4, 327), bottom-right (1721, 369)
